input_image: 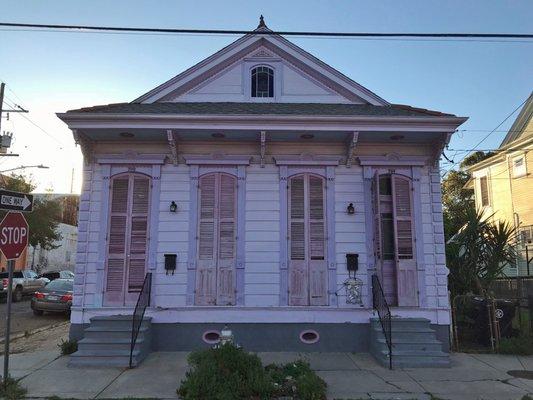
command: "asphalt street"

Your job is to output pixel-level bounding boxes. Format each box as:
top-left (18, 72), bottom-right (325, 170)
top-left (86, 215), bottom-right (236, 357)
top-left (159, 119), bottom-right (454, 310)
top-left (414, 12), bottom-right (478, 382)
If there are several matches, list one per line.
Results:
top-left (0, 296), bottom-right (68, 337)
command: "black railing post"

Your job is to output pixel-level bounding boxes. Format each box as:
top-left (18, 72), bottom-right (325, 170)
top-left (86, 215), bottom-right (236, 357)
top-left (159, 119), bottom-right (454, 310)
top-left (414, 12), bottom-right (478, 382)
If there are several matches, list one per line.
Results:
top-left (130, 272), bottom-right (152, 368)
top-left (372, 274), bottom-right (393, 369)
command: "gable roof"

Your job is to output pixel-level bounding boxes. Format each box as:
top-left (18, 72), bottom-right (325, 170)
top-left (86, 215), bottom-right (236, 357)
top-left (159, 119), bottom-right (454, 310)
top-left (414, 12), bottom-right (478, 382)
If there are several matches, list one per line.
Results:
top-left (499, 92), bottom-right (533, 147)
top-left (65, 101), bottom-right (456, 117)
top-left (133, 18), bottom-right (389, 106)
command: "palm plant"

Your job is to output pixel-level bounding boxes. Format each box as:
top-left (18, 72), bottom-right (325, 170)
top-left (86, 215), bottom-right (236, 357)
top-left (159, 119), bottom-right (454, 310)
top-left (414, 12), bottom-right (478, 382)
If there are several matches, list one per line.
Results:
top-left (447, 208), bottom-right (517, 297)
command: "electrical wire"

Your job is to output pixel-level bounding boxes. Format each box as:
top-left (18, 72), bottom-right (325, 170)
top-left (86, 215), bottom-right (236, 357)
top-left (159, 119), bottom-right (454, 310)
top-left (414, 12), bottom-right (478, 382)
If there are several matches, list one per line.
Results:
top-left (0, 22), bottom-right (532, 40)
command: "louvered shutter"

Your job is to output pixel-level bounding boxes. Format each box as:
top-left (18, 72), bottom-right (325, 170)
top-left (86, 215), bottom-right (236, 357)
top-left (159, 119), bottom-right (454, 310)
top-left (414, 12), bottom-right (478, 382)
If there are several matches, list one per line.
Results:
top-left (372, 172), bottom-right (383, 281)
top-left (196, 174), bottom-right (217, 305)
top-left (308, 176), bottom-right (327, 306)
top-left (391, 174), bottom-right (418, 307)
top-left (217, 174), bottom-right (236, 305)
top-left (105, 177), bottom-right (129, 303)
top-left (289, 175), bottom-right (308, 305)
top-left (128, 176), bottom-right (150, 292)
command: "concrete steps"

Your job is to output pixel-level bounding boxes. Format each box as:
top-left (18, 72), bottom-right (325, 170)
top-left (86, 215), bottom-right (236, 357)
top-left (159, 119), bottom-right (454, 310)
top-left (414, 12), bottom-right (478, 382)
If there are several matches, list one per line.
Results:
top-left (370, 317), bottom-right (450, 368)
top-left (69, 315), bottom-right (152, 368)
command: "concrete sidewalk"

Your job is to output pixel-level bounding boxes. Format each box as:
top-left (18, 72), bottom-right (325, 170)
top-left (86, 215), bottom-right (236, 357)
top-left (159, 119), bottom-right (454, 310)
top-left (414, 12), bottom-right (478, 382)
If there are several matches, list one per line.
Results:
top-left (2, 350), bottom-right (533, 399)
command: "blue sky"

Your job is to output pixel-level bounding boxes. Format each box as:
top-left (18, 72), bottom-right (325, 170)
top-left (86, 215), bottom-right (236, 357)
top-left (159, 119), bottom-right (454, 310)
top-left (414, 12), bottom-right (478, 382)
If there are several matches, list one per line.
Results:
top-left (0, 0), bottom-right (532, 192)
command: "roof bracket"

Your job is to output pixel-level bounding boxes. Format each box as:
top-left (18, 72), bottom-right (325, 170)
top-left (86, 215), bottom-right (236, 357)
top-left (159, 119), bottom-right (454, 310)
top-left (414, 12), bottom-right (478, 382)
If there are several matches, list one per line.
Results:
top-left (167, 129), bottom-right (179, 165)
top-left (434, 132), bottom-right (453, 167)
top-left (260, 131), bottom-right (267, 168)
top-left (72, 129), bottom-right (94, 165)
top-left (346, 131), bottom-right (359, 168)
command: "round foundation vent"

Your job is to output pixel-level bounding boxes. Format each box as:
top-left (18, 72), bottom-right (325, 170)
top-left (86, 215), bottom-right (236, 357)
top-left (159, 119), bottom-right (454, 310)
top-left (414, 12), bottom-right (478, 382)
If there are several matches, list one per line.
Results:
top-left (202, 330), bottom-right (221, 344)
top-left (299, 330), bottom-right (320, 344)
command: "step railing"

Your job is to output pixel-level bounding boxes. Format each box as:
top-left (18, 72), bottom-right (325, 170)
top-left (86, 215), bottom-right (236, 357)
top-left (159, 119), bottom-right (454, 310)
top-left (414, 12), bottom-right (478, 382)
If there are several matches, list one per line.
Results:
top-left (372, 273), bottom-right (392, 369)
top-left (130, 272), bottom-right (152, 368)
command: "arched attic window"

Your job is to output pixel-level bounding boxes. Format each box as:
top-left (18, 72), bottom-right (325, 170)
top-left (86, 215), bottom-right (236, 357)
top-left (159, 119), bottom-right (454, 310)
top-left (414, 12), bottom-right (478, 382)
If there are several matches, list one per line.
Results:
top-left (251, 66), bottom-right (274, 98)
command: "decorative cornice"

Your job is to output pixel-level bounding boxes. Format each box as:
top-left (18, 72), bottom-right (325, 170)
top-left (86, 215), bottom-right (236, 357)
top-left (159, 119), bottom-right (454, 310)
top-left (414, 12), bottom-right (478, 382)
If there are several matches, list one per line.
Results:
top-left (183, 154), bottom-right (252, 165)
top-left (274, 154), bottom-right (342, 166)
top-left (357, 153), bottom-right (429, 166)
top-left (95, 152), bottom-right (166, 164)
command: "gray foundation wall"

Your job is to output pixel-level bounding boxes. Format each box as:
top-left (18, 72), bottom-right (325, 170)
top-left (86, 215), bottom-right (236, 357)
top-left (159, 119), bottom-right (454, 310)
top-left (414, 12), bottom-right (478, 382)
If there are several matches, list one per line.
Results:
top-left (70, 322), bottom-right (450, 353)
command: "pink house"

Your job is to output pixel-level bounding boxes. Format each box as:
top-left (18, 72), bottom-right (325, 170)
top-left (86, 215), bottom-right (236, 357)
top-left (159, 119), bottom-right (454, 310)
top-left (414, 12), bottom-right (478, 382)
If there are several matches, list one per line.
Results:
top-left (57, 18), bottom-right (467, 368)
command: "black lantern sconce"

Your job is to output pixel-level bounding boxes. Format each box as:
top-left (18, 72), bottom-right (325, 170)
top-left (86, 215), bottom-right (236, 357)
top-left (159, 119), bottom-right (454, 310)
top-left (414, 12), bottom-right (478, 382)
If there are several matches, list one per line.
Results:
top-left (346, 203), bottom-right (355, 215)
top-left (170, 201), bottom-right (178, 213)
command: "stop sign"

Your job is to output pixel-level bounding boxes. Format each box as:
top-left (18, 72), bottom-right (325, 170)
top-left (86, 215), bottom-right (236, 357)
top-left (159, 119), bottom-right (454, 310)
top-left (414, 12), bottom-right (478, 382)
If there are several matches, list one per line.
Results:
top-left (0, 212), bottom-right (29, 260)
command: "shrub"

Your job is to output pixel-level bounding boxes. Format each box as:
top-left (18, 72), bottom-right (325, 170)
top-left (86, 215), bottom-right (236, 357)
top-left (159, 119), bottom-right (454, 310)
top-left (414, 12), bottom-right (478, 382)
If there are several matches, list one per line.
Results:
top-left (266, 360), bottom-right (326, 400)
top-left (178, 343), bottom-right (274, 400)
top-left (498, 336), bottom-right (533, 355)
top-left (58, 338), bottom-right (78, 355)
top-left (0, 376), bottom-right (27, 400)
top-left (178, 344), bottom-right (327, 400)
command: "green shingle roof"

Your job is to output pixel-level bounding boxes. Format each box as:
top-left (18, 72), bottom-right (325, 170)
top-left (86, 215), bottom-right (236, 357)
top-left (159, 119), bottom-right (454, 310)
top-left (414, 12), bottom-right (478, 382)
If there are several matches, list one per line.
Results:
top-left (66, 102), bottom-right (455, 117)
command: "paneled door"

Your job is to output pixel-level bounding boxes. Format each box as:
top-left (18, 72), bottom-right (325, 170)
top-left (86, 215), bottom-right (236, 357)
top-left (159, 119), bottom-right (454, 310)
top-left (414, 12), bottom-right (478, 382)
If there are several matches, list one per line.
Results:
top-left (391, 174), bottom-right (418, 307)
top-left (288, 174), bottom-right (328, 306)
top-left (195, 173), bottom-right (237, 306)
top-left (104, 173), bottom-right (150, 307)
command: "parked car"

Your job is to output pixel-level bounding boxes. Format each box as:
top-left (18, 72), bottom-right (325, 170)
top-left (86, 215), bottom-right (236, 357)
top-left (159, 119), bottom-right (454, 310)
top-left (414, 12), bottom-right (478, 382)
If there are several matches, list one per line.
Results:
top-left (31, 279), bottom-right (73, 316)
top-left (0, 270), bottom-right (46, 302)
top-left (38, 270), bottom-right (75, 282)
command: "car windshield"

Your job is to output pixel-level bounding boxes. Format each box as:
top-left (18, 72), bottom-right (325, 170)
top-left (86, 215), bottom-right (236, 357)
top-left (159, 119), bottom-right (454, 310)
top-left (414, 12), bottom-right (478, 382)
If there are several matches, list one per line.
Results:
top-left (45, 280), bottom-right (73, 291)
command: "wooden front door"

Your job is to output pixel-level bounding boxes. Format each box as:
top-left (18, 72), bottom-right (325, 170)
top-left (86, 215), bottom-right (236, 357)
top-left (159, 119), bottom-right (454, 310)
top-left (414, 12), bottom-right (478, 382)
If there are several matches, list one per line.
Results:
top-left (104, 173), bottom-right (150, 307)
top-left (288, 174), bottom-right (328, 306)
top-left (391, 174), bottom-right (418, 307)
top-left (195, 173), bottom-right (237, 306)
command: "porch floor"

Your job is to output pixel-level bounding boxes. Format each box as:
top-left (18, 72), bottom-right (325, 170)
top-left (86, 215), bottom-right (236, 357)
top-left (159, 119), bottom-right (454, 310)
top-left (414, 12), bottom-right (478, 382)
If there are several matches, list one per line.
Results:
top-left (4, 350), bottom-right (533, 399)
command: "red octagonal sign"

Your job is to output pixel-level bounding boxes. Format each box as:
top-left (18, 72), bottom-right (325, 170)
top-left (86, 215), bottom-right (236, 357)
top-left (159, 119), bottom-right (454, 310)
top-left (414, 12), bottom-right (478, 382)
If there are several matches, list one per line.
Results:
top-left (0, 212), bottom-right (29, 260)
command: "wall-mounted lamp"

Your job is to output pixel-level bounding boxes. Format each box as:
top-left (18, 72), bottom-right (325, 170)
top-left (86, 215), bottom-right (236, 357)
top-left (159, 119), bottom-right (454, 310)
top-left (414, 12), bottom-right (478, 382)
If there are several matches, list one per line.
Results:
top-left (170, 201), bottom-right (178, 213)
top-left (346, 203), bottom-right (355, 215)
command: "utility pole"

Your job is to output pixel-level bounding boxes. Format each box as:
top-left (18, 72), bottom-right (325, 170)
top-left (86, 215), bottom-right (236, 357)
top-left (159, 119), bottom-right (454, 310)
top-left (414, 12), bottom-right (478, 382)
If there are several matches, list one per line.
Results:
top-left (0, 82), bottom-right (28, 144)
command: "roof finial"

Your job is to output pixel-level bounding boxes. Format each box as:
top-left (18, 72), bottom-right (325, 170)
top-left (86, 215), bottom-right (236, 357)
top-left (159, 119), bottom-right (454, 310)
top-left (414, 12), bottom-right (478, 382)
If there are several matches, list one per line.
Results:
top-left (257, 15), bottom-right (266, 29)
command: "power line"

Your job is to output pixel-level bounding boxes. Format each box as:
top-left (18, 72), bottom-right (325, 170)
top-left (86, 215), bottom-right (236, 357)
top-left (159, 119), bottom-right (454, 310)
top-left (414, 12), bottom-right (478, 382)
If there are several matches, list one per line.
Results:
top-left (0, 22), bottom-right (532, 40)
top-left (442, 96), bottom-right (530, 176)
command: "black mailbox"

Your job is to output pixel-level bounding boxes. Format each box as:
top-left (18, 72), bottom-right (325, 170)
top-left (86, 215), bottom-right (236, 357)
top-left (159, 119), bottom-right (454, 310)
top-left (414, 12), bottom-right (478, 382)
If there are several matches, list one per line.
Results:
top-left (164, 254), bottom-right (177, 275)
top-left (346, 253), bottom-right (359, 272)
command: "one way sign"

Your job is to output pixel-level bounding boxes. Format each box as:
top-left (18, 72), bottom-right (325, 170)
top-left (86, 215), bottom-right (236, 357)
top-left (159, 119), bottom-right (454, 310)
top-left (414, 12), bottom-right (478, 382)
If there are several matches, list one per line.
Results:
top-left (0, 189), bottom-right (33, 212)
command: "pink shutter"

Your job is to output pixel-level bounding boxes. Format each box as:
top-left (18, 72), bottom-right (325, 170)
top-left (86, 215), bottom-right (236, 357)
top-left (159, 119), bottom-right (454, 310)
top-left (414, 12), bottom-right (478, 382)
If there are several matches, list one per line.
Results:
top-left (196, 174), bottom-right (217, 305)
top-left (372, 172), bottom-right (383, 281)
top-left (289, 175), bottom-right (308, 305)
top-left (106, 178), bottom-right (129, 299)
top-left (308, 176), bottom-right (327, 306)
top-left (391, 174), bottom-right (418, 307)
top-left (128, 177), bottom-right (150, 292)
top-left (217, 174), bottom-right (236, 305)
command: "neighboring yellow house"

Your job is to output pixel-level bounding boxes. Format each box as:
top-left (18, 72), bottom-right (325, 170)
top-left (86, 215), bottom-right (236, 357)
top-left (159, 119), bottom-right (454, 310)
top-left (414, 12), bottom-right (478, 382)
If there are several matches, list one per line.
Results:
top-left (467, 92), bottom-right (533, 276)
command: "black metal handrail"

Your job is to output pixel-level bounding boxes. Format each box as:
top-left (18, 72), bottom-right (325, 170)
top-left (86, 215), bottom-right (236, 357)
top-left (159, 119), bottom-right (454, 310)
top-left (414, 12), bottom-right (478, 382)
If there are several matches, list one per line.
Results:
top-left (130, 272), bottom-right (152, 368)
top-left (372, 273), bottom-right (393, 369)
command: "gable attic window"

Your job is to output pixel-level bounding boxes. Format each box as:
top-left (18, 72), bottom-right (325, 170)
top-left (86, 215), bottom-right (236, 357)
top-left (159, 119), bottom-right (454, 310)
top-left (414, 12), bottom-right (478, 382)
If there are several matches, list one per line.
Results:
top-left (479, 176), bottom-right (490, 207)
top-left (251, 66), bottom-right (274, 98)
top-left (513, 156), bottom-right (527, 178)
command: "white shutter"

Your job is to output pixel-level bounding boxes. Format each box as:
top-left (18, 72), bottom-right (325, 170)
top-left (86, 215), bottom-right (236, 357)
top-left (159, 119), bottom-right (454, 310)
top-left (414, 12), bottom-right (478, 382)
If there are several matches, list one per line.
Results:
top-left (289, 175), bottom-right (308, 305)
top-left (217, 174), bottom-right (236, 306)
top-left (391, 174), bottom-right (418, 307)
top-left (308, 175), bottom-right (327, 306)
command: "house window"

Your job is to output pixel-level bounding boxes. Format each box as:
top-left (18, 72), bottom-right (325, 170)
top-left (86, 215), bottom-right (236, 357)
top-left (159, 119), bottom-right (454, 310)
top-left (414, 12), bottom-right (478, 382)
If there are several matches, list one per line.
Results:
top-left (479, 176), bottom-right (489, 206)
top-left (251, 66), bottom-right (274, 98)
top-left (513, 156), bottom-right (527, 178)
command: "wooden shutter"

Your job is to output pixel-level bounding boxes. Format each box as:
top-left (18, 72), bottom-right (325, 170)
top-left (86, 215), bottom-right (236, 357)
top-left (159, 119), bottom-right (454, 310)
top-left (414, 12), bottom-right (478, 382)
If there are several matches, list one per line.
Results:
top-left (391, 174), bottom-right (418, 307)
top-left (128, 177), bottom-right (150, 292)
top-left (372, 172), bottom-right (383, 281)
top-left (308, 176), bottom-right (327, 306)
top-left (289, 175), bottom-right (308, 305)
top-left (105, 177), bottom-right (129, 302)
top-left (196, 174), bottom-right (217, 305)
top-left (217, 174), bottom-right (236, 306)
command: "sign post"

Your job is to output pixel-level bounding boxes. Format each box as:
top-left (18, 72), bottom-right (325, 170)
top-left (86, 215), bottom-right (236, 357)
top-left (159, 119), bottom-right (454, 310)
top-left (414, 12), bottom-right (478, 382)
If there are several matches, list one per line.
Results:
top-left (0, 212), bottom-right (29, 386)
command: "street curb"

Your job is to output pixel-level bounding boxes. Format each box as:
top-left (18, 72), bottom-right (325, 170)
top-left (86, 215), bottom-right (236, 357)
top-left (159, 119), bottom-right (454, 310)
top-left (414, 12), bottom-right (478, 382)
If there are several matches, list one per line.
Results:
top-left (0, 321), bottom-right (69, 344)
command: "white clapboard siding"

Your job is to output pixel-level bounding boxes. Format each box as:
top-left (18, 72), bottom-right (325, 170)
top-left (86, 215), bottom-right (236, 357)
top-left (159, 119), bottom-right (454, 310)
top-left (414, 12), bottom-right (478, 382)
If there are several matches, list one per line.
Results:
top-left (244, 165), bottom-right (281, 306)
